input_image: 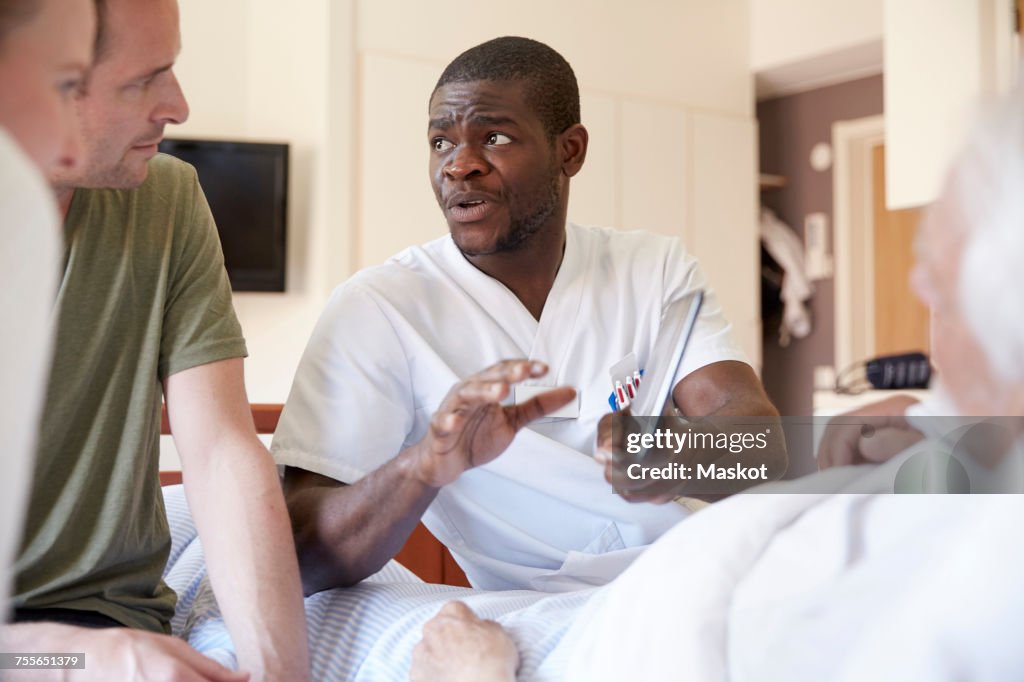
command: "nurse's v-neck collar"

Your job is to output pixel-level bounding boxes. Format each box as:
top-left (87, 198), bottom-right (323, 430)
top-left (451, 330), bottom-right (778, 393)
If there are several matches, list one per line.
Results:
top-left (440, 224), bottom-right (589, 373)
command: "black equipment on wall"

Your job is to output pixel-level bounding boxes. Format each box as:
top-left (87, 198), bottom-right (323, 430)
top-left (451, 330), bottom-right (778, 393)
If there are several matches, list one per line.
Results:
top-left (158, 138), bottom-right (288, 292)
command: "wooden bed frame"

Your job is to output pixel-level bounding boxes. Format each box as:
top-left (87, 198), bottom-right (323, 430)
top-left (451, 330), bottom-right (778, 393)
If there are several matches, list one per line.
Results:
top-left (159, 403), bottom-right (470, 587)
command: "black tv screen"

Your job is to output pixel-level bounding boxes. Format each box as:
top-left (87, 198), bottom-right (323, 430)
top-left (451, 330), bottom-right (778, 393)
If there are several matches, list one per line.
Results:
top-left (158, 138), bottom-right (288, 292)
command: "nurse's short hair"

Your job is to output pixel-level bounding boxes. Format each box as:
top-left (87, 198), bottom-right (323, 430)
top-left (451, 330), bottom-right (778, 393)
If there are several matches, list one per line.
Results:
top-left (0, 0), bottom-right (40, 49)
top-left (431, 36), bottom-right (581, 141)
top-left (949, 80), bottom-right (1024, 382)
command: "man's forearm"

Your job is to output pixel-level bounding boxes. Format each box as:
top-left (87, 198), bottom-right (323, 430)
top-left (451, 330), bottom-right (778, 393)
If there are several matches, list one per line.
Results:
top-left (185, 441), bottom-right (310, 681)
top-left (0, 624), bottom-right (78, 682)
top-left (284, 359), bottom-right (572, 592)
top-left (284, 444), bottom-right (440, 593)
top-left (1, 622), bottom-right (248, 681)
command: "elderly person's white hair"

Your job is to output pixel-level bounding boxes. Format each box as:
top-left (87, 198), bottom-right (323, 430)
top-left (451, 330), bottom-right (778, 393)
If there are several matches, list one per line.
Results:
top-left (949, 81), bottom-right (1024, 383)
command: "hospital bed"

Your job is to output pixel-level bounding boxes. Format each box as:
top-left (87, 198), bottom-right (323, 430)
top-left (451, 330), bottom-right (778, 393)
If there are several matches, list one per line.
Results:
top-left (160, 406), bottom-right (1024, 680)
top-left (162, 481), bottom-right (588, 679)
top-left (158, 404), bottom-right (595, 680)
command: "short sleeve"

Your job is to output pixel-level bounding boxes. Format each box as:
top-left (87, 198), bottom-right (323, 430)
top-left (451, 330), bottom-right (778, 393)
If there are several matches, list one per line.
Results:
top-left (159, 169), bottom-right (247, 380)
top-left (662, 239), bottom-right (748, 384)
top-left (270, 283), bottom-right (415, 484)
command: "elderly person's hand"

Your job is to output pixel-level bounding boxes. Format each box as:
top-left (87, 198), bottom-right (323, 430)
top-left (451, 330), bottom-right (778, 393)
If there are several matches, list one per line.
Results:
top-left (817, 395), bottom-right (925, 469)
top-left (411, 601), bottom-right (518, 682)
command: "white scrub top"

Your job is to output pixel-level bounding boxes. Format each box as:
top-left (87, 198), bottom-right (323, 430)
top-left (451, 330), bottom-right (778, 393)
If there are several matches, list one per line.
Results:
top-left (0, 127), bottom-right (60, 619)
top-left (272, 223), bottom-right (747, 590)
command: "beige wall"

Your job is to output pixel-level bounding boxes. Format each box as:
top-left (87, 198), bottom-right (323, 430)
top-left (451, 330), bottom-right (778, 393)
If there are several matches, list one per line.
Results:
top-left (884, 0), bottom-right (1016, 209)
top-left (172, 0), bottom-right (760, 404)
top-left (750, 0), bottom-right (882, 70)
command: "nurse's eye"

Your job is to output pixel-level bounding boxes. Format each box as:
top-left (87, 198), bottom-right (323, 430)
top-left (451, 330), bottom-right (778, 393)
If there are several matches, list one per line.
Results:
top-left (432, 138), bottom-right (454, 152)
top-left (486, 133), bottom-right (512, 145)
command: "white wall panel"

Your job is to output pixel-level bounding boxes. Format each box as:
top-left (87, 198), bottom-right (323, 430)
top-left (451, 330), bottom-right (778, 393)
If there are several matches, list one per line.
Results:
top-left (357, 0), bottom-right (752, 116)
top-left (176, 0), bottom-right (249, 136)
top-left (620, 101), bottom-right (688, 240)
top-left (359, 54), bottom-right (447, 268)
top-left (690, 113), bottom-right (760, 366)
top-left (568, 91), bottom-right (618, 228)
top-left (883, 0), bottom-right (1013, 209)
top-left (751, 0), bottom-right (882, 70)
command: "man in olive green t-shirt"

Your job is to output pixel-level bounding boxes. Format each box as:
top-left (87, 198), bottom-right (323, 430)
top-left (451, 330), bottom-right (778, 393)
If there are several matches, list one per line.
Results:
top-left (15, 154), bottom-right (245, 632)
top-left (5, 0), bottom-right (310, 680)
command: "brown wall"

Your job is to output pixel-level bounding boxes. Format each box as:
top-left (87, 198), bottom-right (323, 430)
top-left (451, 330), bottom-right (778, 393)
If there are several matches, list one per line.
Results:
top-left (757, 75), bottom-right (884, 418)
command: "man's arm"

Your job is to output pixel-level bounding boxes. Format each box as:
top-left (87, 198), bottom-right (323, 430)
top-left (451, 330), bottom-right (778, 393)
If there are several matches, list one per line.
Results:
top-left (164, 358), bottom-right (310, 682)
top-left (679, 360), bottom-right (787, 485)
top-left (671, 359), bottom-right (778, 418)
top-left (282, 457), bottom-right (439, 593)
top-left (0, 623), bottom-right (247, 681)
top-left (283, 360), bottom-right (575, 594)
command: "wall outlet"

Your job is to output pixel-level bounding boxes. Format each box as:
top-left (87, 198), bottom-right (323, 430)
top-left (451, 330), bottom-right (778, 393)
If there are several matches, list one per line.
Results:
top-left (814, 365), bottom-right (837, 391)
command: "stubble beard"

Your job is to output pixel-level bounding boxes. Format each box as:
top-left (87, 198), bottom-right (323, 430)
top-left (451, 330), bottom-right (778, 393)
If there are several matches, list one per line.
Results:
top-left (461, 167), bottom-right (562, 257)
top-left (52, 150), bottom-right (150, 193)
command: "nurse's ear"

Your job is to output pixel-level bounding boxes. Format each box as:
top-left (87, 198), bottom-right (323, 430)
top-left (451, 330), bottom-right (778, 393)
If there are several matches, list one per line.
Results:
top-left (557, 124), bottom-right (588, 178)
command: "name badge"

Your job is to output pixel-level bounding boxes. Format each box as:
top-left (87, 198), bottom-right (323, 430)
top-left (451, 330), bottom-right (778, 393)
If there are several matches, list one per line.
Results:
top-left (514, 385), bottom-right (580, 420)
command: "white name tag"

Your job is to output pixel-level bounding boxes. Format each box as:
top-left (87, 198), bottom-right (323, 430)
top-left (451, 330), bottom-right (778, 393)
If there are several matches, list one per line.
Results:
top-left (514, 385), bottom-right (580, 420)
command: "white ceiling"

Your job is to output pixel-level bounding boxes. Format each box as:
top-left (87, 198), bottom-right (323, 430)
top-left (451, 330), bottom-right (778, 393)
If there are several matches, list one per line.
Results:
top-left (755, 38), bottom-right (883, 100)
top-left (750, 0), bottom-right (884, 101)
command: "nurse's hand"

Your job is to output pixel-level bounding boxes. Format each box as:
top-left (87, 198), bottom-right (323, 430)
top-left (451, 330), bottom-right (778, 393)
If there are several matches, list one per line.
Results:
top-left (411, 360), bottom-right (576, 488)
top-left (595, 411), bottom-right (678, 504)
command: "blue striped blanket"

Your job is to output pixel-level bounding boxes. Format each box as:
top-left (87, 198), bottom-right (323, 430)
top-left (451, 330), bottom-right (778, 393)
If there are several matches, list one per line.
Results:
top-left (161, 485), bottom-right (590, 681)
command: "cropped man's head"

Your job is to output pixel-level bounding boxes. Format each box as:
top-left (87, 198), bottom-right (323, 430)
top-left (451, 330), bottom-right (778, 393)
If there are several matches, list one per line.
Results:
top-left (51, 0), bottom-right (189, 192)
top-left (912, 84), bottom-right (1024, 415)
top-left (0, 0), bottom-right (94, 173)
top-left (0, 0), bottom-right (38, 44)
top-left (432, 36), bottom-right (580, 142)
top-left (428, 37), bottom-right (588, 257)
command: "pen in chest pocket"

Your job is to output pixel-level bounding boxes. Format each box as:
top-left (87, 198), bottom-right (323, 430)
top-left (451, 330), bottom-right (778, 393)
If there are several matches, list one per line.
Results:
top-left (606, 290), bottom-right (705, 416)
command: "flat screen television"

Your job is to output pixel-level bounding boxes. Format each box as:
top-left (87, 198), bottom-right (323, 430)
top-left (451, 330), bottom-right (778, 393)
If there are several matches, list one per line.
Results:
top-left (158, 138), bottom-right (288, 292)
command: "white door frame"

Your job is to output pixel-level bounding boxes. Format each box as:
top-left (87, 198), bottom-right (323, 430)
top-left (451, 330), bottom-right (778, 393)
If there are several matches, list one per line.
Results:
top-left (832, 114), bottom-right (884, 373)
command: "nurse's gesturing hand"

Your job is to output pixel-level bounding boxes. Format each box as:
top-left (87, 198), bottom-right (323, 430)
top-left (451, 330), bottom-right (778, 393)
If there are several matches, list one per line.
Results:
top-left (411, 360), bottom-right (576, 488)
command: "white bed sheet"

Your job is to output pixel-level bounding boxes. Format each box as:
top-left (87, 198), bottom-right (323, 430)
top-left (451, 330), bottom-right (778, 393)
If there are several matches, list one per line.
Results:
top-left (551, 446), bottom-right (1024, 681)
top-left (163, 438), bottom-right (1024, 681)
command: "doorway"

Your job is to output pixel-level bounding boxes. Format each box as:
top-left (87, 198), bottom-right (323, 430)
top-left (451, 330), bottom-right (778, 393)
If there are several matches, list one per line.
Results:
top-left (871, 144), bottom-right (930, 356)
top-left (833, 115), bottom-right (930, 374)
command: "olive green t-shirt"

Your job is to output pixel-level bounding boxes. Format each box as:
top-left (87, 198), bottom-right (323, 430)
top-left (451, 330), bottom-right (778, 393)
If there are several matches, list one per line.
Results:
top-left (13, 154), bottom-right (247, 633)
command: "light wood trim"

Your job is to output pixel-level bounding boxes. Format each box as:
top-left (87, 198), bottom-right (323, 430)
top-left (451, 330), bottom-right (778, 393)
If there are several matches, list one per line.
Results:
top-left (871, 145), bottom-right (930, 355)
top-left (758, 173), bottom-right (787, 190)
top-left (832, 115), bottom-right (885, 370)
